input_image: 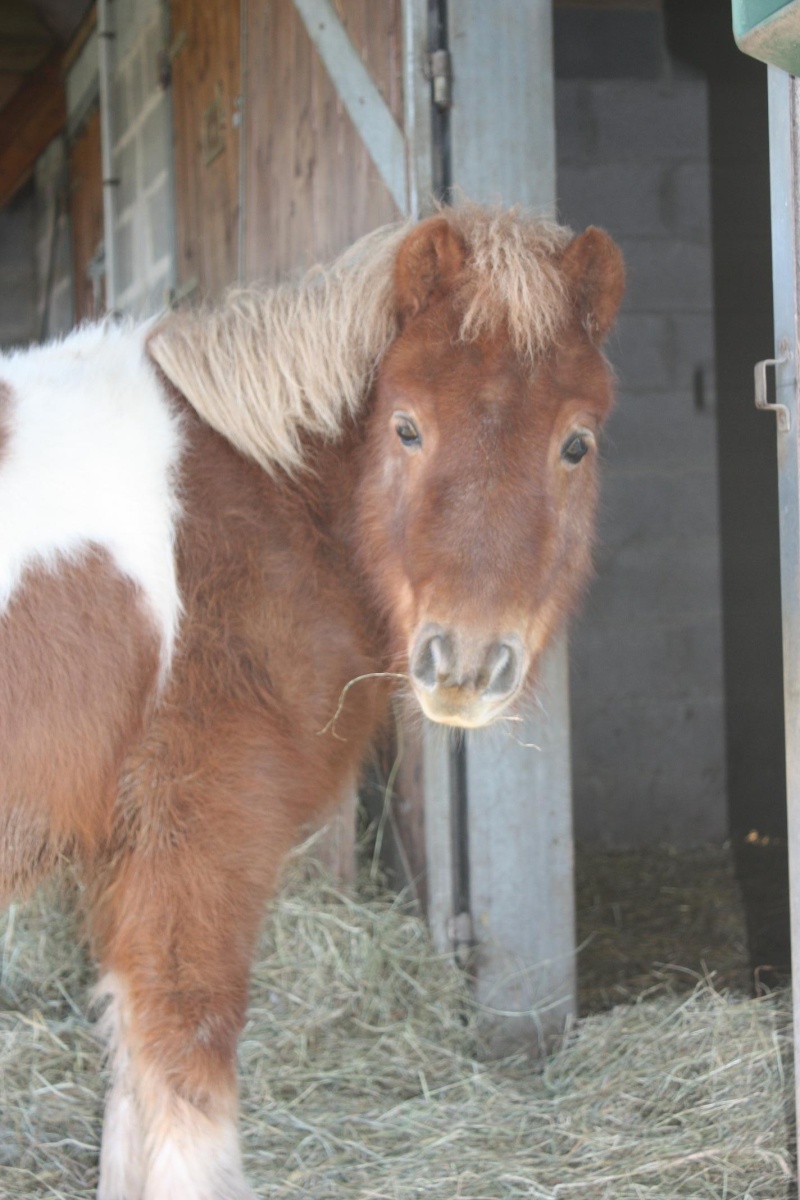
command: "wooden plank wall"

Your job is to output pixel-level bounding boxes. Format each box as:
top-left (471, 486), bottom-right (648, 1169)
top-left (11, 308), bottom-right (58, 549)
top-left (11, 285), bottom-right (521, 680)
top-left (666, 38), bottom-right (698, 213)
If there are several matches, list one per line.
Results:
top-left (243, 0), bottom-right (403, 282)
top-left (69, 107), bottom-right (104, 322)
top-left (170, 0), bottom-right (241, 298)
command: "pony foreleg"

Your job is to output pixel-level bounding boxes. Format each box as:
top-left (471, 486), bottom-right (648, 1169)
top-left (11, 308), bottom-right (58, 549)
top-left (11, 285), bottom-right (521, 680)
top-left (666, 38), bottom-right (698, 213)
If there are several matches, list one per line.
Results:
top-left (89, 833), bottom-right (277, 1200)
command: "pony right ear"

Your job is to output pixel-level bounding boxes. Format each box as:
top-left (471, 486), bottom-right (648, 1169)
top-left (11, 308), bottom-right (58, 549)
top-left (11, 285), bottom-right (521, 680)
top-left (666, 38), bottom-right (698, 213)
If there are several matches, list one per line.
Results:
top-left (394, 216), bottom-right (467, 323)
top-left (560, 227), bottom-right (625, 343)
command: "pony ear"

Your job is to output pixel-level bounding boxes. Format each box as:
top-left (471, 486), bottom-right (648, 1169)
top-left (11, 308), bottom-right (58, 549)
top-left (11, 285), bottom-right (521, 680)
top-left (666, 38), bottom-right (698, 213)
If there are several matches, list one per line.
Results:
top-left (394, 216), bottom-right (467, 323)
top-left (560, 227), bottom-right (625, 342)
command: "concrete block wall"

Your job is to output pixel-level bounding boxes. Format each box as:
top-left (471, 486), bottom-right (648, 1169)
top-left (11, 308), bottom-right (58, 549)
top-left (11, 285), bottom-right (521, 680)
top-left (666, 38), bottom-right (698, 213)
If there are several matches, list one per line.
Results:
top-left (556, 75), bottom-right (727, 845)
top-left (109, 0), bottom-right (175, 317)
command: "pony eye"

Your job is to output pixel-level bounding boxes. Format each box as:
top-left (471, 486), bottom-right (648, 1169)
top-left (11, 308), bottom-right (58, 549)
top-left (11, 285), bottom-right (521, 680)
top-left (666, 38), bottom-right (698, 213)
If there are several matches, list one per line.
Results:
top-left (561, 432), bottom-right (591, 465)
top-left (394, 414), bottom-right (422, 449)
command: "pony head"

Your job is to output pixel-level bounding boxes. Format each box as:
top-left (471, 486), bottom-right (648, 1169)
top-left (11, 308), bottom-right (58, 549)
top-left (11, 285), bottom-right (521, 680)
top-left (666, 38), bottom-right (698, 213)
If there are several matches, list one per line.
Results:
top-left (355, 211), bottom-right (624, 728)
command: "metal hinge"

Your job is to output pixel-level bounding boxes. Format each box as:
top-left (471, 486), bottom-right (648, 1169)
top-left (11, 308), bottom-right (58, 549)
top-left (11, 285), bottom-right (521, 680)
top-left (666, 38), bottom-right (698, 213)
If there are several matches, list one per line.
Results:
top-left (426, 48), bottom-right (451, 111)
top-left (754, 342), bottom-right (792, 433)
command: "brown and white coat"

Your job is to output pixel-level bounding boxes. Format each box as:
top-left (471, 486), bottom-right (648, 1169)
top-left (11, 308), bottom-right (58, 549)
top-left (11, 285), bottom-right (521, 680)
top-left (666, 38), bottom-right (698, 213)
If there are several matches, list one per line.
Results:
top-left (0, 206), bottom-right (623, 1199)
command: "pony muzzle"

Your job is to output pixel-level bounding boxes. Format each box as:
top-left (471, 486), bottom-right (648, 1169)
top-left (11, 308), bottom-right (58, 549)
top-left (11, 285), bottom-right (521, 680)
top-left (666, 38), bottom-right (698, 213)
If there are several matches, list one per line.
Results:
top-left (408, 624), bottom-right (527, 728)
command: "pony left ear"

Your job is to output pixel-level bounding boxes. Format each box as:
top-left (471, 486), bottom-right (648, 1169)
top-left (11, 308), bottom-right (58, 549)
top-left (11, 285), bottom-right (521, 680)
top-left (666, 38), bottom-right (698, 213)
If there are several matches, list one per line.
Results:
top-left (560, 227), bottom-right (625, 342)
top-left (394, 216), bottom-right (467, 323)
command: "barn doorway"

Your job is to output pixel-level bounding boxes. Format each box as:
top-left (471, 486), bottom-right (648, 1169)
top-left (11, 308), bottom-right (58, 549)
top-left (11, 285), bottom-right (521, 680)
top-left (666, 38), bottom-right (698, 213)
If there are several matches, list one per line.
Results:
top-left (555, 0), bottom-right (789, 996)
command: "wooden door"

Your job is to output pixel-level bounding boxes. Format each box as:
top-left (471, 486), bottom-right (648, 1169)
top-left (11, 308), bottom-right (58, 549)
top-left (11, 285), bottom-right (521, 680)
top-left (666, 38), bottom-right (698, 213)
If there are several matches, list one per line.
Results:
top-left (69, 106), bottom-right (104, 321)
top-left (170, 0), bottom-right (241, 298)
top-left (243, 0), bottom-right (403, 283)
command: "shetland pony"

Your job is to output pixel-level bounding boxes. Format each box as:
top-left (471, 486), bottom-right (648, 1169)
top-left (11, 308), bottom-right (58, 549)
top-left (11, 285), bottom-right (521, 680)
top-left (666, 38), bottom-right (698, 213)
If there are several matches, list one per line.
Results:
top-left (0, 205), bottom-right (623, 1199)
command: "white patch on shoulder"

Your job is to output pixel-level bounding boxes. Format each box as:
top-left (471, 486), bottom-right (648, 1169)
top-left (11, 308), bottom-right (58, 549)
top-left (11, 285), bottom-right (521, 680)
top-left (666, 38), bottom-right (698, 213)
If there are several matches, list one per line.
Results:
top-left (0, 322), bottom-right (183, 669)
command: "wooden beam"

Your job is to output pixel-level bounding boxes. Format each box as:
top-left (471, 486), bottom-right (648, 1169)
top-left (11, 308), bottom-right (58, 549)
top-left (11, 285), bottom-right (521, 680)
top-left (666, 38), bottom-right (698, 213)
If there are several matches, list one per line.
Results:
top-left (402, 0), bottom-right (434, 220)
top-left (0, 40), bottom-right (54, 73)
top-left (0, 0), bottom-right (57, 73)
top-left (447, 0), bottom-right (575, 1055)
top-left (61, 5), bottom-right (97, 76)
top-left (0, 50), bottom-right (66, 209)
top-left (0, 76), bottom-right (25, 109)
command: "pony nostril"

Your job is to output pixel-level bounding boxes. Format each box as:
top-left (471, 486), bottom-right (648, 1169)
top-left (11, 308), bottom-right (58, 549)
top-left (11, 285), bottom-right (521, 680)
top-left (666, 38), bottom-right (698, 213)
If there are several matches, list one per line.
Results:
top-left (483, 641), bottom-right (522, 700)
top-left (412, 629), bottom-right (523, 700)
top-left (411, 630), bottom-right (452, 690)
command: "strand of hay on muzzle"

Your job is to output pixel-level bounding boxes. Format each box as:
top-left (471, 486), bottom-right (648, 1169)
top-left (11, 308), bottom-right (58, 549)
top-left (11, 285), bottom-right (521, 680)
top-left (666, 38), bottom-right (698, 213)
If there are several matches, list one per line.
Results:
top-left (0, 866), bottom-right (793, 1199)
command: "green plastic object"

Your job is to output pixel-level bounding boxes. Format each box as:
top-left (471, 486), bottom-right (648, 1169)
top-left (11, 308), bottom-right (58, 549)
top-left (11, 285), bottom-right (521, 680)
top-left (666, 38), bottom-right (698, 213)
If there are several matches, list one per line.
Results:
top-left (733, 0), bottom-right (800, 73)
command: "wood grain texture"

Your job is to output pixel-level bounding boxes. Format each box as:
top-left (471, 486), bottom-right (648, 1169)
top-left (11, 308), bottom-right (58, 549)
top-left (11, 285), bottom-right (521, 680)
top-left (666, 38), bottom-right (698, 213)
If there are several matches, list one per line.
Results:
top-left (69, 107), bottom-right (104, 322)
top-left (0, 51), bottom-right (66, 208)
top-left (170, 0), bottom-right (241, 297)
top-left (243, 0), bottom-right (403, 283)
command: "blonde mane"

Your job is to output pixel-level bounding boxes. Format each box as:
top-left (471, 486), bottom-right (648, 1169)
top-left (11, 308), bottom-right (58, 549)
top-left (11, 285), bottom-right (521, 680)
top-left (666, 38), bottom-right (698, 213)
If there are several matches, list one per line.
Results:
top-left (148, 205), bottom-right (574, 476)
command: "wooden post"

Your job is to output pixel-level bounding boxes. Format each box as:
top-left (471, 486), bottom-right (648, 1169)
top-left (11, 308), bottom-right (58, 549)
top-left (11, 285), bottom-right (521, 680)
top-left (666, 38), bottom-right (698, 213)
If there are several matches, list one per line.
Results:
top-left (465, 647), bottom-right (575, 1053)
top-left (449, 0), bottom-right (576, 1051)
top-left (283, 2), bottom-right (576, 997)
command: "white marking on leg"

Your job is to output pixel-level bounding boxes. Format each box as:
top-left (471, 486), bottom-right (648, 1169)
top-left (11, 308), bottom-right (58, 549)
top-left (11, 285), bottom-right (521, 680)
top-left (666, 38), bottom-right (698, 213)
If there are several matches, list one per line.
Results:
top-left (95, 973), bottom-right (146, 1200)
top-left (143, 1095), bottom-right (255, 1200)
top-left (94, 973), bottom-right (255, 1200)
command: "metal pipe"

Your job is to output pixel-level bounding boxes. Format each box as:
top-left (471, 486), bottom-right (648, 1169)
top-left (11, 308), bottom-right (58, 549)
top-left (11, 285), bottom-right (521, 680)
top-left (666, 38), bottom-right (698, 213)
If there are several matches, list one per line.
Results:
top-left (97, 0), bottom-right (118, 312)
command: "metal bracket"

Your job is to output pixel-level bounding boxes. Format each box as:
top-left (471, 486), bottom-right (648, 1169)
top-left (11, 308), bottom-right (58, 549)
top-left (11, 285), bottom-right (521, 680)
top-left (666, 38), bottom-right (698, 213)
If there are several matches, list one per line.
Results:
top-left (428, 48), bottom-right (452, 110)
top-left (755, 352), bottom-right (791, 432)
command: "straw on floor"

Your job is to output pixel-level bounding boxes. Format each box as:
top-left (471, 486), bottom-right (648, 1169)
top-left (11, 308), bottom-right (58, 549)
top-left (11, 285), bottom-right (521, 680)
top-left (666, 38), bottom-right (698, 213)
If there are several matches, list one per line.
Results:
top-left (0, 862), bottom-right (793, 1199)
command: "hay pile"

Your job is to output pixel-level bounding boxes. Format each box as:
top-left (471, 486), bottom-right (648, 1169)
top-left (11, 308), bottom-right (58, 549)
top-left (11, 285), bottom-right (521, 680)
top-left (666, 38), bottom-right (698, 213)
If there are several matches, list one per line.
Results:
top-left (0, 866), bottom-right (794, 1199)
